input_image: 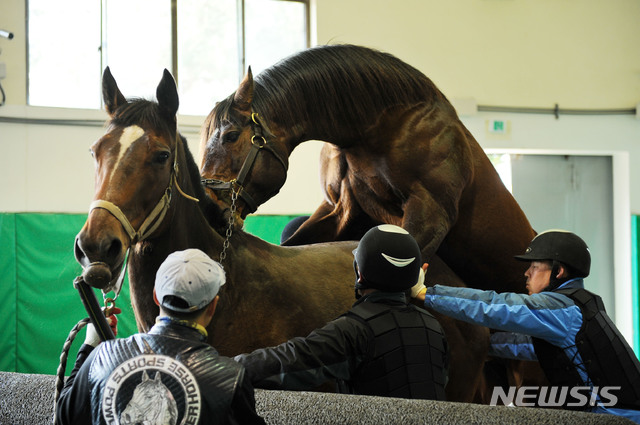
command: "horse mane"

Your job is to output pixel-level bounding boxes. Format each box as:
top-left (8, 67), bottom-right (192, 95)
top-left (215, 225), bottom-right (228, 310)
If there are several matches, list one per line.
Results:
top-left (252, 44), bottom-right (453, 142)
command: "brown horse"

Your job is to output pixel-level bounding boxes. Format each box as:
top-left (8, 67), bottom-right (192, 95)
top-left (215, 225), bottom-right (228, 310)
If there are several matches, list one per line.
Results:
top-left (73, 67), bottom-right (488, 402)
top-left (199, 44), bottom-right (537, 295)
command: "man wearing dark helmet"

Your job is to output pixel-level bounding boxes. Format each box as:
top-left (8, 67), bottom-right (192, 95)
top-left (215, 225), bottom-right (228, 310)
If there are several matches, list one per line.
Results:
top-left (417, 230), bottom-right (640, 422)
top-left (235, 224), bottom-right (449, 400)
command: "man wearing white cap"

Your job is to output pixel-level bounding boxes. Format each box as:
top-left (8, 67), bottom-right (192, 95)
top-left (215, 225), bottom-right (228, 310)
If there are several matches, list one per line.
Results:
top-left (56, 248), bottom-right (265, 425)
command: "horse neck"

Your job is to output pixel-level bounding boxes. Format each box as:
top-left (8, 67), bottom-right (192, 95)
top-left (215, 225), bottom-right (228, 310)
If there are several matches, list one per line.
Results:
top-left (254, 85), bottom-right (362, 150)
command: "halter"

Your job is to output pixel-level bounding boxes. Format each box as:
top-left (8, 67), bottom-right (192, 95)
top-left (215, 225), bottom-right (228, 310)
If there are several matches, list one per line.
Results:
top-left (87, 130), bottom-right (199, 297)
top-left (202, 112), bottom-right (288, 214)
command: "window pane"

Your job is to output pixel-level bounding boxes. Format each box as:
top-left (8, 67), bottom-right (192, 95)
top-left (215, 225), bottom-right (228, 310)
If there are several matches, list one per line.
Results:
top-left (104, 0), bottom-right (172, 101)
top-left (28, 0), bottom-right (101, 108)
top-left (177, 0), bottom-right (239, 116)
top-left (245, 0), bottom-right (307, 74)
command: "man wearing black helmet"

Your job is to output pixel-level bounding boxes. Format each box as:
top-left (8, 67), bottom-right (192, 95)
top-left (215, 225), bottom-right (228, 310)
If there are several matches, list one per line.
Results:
top-left (417, 230), bottom-right (640, 422)
top-left (235, 224), bottom-right (449, 400)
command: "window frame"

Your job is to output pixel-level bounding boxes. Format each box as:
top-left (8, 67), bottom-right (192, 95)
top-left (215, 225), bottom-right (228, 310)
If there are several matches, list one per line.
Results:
top-left (26, 0), bottom-right (310, 112)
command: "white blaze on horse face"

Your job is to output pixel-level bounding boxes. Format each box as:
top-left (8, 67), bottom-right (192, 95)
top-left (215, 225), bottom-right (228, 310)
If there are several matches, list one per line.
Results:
top-left (110, 125), bottom-right (145, 181)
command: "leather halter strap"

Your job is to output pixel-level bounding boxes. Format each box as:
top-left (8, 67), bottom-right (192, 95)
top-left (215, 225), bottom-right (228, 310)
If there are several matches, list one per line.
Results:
top-left (89, 188), bottom-right (172, 244)
top-left (202, 112), bottom-right (288, 214)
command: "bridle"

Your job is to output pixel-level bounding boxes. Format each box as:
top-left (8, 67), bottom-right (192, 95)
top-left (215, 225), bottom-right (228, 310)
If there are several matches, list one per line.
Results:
top-left (201, 112), bottom-right (288, 214)
top-left (87, 130), bottom-right (199, 297)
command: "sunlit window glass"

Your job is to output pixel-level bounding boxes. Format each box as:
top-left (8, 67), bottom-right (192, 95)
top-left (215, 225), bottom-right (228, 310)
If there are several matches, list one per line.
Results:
top-left (177, 0), bottom-right (239, 116)
top-left (245, 0), bottom-right (307, 75)
top-left (27, 0), bottom-right (308, 114)
top-left (103, 0), bottom-right (172, 101)
top-left (28, 0), bottom-right (101, 108)
top-left (487, 153), bottom-right (513, 192)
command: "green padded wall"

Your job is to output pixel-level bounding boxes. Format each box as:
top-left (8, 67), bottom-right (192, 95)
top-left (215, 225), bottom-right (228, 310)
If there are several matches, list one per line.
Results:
top-left (6, 212), bottom-right (636, 372)
top-left (0, 214), bottom-right (17, 372)
top-left (0, 212), bottom-right (302, 374)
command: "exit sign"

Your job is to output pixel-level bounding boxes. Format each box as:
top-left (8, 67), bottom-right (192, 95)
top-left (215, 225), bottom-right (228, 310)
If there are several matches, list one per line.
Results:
top-left (489, 119), bottom-right (507, 134)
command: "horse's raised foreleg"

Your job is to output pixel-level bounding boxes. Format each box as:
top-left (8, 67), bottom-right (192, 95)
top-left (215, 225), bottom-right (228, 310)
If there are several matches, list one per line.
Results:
top-left (400, 186), bottom-right (459, 267)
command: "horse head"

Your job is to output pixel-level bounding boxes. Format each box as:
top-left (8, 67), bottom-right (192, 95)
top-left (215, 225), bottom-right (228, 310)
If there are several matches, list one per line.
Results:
top-left (200, 68), bottom-right (289, 224)
top-left (74, 67), bottom-right (194, 293)
top-left (120, 371), bottom-right (178, 425)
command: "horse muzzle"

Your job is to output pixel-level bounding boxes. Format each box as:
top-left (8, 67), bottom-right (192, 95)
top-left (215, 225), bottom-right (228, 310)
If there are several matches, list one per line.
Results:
top-left (74, 232), bottom-right (126, 291)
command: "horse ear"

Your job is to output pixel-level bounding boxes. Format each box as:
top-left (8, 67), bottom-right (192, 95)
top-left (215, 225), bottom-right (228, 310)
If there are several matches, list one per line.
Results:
top-left (233, 67), bottom-right (254, 113)
top-left (141, 370), bottom-right (149, 382)
top-left (102, 66), bottom-right (127, 117)
top-left (153, 371), bottom-right (161, 382)
top-left (156, 69), bottom-right (179, 119)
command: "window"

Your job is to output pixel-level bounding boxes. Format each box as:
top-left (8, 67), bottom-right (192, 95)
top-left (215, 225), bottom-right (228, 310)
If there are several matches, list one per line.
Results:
top-left (487, 153), bottom-right (513, 192)
top-left (27, 0), bottom-right (308, 115)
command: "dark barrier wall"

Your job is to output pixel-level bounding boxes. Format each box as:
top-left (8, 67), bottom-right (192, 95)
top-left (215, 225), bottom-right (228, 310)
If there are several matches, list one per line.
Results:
top-left (0, 213), bottom-right (302, 374)
top-left (0, 372), bottom-right (634, 425)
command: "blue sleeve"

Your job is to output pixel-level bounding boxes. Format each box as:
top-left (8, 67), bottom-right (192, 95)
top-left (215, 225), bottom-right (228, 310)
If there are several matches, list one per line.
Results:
top-left (488, 332), bottom-right (537, 361)
top-left (424, 285), bottom-right (583, 346)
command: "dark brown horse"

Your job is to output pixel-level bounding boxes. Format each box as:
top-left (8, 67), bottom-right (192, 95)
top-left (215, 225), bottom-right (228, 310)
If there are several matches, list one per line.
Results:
top-left (199, 44), bottom-right (537, 295)
top-left (73, 67), bottom-right (488, 402)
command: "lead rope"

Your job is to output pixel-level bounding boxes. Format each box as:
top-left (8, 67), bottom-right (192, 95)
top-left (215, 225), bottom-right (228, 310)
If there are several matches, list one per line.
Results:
top-left (219, 184), bottom-right (239, 264)
top-left (52, 317), bottom-right (90, 423)
top-left (52, 294), bottom-right (116, 424)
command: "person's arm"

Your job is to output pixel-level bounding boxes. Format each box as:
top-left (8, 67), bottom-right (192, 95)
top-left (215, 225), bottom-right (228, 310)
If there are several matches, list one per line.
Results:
top-left (55, 345), bottom-right (97, 425)
top-left (56, 310), bottom-right (120, 425)
top-left (226, 370), bottom-right (266, 425)
top-left (424, 285), bottom-right (582, 346)
top-left (235, 316), bottom-right (370, 390)
top-left (488, 332), bottom-right (537, 361)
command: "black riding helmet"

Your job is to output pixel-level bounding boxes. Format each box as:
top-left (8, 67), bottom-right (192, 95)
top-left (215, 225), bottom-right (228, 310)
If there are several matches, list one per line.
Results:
top-left (353, 224), bottom-right (421, 297)
top-left (514, 230), bottom-right (591, 278)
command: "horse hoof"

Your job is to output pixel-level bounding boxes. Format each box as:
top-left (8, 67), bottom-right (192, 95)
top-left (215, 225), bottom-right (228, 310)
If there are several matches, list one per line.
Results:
top-left (82, 262), bottom-right (112, 289)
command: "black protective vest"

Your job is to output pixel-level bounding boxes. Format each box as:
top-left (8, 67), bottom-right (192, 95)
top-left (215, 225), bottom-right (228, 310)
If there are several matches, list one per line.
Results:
top-left (344, 300), bottom-right (448, 400)
top-left (532, 288), bottom-right (640, 410)
top-left (88, 324), bottom-right (243, 425)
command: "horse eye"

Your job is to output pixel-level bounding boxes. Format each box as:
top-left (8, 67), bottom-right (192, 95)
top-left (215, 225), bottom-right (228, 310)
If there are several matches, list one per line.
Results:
top-left (89, 149), bottom-right (95, 158)
top-left (223, 131), bottom-right (239, 144)
top-left (153, 151), bottom-right (171, 164)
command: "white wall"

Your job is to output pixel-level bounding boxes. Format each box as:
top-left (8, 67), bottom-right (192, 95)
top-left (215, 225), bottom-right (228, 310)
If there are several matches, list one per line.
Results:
top-left (1, 0), bottom-right (638, 213)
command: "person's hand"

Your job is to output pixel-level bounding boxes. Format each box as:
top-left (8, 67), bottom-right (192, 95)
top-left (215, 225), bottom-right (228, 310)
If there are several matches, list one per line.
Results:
top-left (411, 263), bottom-right (429, 301)
top-left (106, 307), bottom-right (122, 336)
top-left (84, 307), bottom-right (122, 347)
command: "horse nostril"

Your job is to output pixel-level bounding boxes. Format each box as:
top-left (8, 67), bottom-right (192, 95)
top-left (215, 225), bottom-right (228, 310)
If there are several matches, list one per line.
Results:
top-left (74, 235), bottom-right (90, 268)
top-left (106, 237), bottom-right (123, 263)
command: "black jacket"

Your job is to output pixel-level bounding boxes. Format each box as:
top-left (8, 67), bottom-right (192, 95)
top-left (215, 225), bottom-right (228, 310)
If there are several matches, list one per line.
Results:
top-left (235, 291), bottom-right (448, 400)
top-left (56, 320), bottom-right (265, 425)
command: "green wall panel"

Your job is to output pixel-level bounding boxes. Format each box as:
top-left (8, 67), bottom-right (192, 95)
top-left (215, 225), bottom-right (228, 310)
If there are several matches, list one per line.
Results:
top-left (0, 214), bottom-right (17, 371)
top-left (243, 214), bottom-right (304, 244)
top-left (0, 212), bottom-right (306, 374)
top-left (2, 212), bottom-right (637, 373)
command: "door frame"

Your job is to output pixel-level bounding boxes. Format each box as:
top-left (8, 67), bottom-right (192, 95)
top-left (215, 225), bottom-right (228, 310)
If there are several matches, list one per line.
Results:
top-left (485, 148), bottom-right (633, 349)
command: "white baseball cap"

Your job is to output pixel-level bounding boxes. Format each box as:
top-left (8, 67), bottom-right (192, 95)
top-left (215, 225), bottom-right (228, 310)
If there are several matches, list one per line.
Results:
top-left (155, 249), bottom-right (226, 313)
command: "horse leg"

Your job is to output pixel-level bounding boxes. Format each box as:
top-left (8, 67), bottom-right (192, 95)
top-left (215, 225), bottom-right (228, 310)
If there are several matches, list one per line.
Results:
top-left (283, 200), bottom-right (379, 246)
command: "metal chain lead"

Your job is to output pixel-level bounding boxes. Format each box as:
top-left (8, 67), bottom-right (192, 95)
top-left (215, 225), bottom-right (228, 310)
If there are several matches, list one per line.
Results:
top-left (219, 183), bottom-right (239, 263)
